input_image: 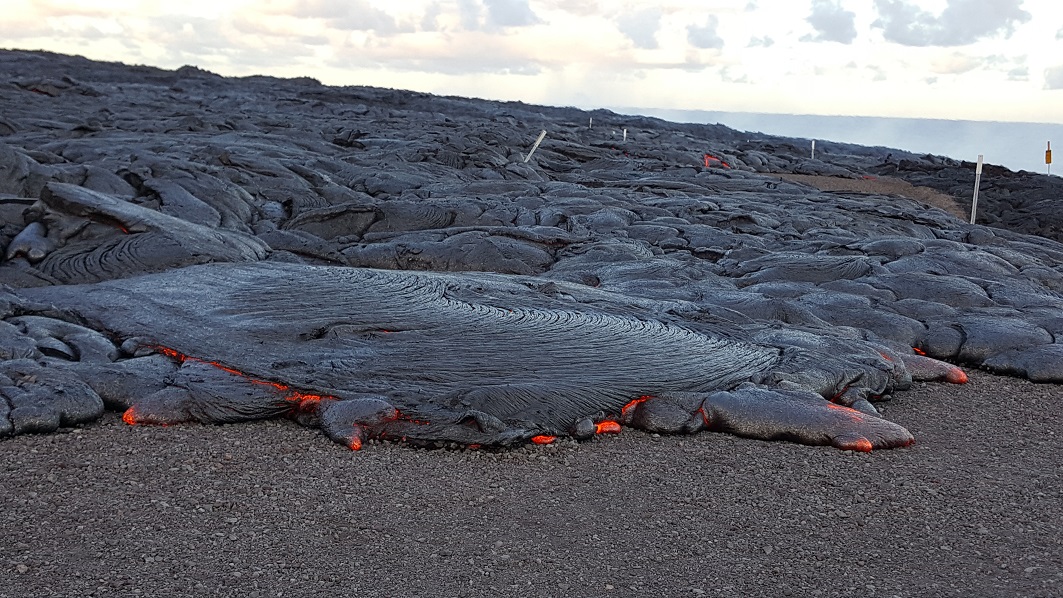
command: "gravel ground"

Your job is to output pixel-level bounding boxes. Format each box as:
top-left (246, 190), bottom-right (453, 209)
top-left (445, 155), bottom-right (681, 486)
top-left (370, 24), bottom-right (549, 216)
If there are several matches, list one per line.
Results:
top-left (1, 370), bottom-right (1059, 598)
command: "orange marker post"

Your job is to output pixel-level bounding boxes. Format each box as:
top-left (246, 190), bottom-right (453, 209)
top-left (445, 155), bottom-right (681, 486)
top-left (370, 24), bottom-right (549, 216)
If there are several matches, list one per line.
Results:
top-left (1047, 141), bottom-right (1052, 176)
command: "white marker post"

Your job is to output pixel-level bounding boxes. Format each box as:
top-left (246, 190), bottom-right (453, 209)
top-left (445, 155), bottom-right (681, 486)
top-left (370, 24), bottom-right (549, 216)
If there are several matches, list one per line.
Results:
top-left (588, 117), bottom-right (593, 129)
top-left (811, 140), bottom-right (816, 160)
top-left (970, 154), bottom-right (984, 224)
top-left (523, 130), bottom-right (547, 163)
top-left (623, 128), bottom-right (627, 142)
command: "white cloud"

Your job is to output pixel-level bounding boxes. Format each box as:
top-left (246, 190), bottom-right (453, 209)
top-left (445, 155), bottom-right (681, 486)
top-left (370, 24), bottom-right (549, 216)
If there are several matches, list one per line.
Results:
top-left (616, 7), bottom-right (661, 49)
top-left (929, 51), bottom-right (984, 74)
top-left (458, 0), bottom-right (484, 30)
top-left (421, 2), bottom-right (443, 31)
top-left (286, 0), bottom-right (410, 34)
top-left (687, 16), bottom-right (724, 50)
top-left (484, 0), bottom-right (541, 28)
top-left (449, 0), bottom-right (541, 32)
top-left (805, 0), bottom-right (857, 44)
top-left (872, 0), bottom-right (1031, 47)
top-left (543, 0), bottom-right (600, 17)
top-left (1046, 65), bottom-right (1063, 90)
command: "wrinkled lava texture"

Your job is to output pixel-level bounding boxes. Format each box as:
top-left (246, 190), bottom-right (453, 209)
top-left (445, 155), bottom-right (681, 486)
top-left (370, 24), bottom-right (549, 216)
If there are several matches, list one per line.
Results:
top-left (2, 50), bottom-right (1062, 453)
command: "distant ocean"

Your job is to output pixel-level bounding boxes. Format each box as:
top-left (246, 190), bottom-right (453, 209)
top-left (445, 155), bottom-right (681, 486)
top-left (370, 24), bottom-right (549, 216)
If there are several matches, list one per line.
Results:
top-left (614, 107), bottom-right (1061, 177)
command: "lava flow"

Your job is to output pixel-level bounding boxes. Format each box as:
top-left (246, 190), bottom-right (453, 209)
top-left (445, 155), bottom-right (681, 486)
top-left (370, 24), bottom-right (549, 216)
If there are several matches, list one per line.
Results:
top-left (123, 345), bottom-right (333, 419)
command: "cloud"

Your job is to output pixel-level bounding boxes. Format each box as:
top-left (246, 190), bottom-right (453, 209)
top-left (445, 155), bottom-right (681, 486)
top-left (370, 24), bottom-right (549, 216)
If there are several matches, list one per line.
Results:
top-left (687, 16), bottom-right (724, 50)
top-left (327, 32), bottom-right (544, 76)
top-left (929, 51), bottom-right (983, 74)
top-left (748, 36), bottom-right (774, 47)
top-left (484, 0), bottom-right (541, 27)
top-left (0, 14), bottom-right (57, 39)
top-left (616, 7), bottom-right (661, 49)
top-left (458, 0), bottom-right (483, 30)
top-left (872, 0), bottom-right (1031, 47)
top-left (543, 0), bottom-right (600, 16)
top-left (1046, 65), bottom-right (1063, 90)
top-left (1006, 66), bottom-right (1027, 81)
top-left (287, 0), bottom-right (410, 34)
top-left (454, 0), bottom-right (541, 31)
top-left (805, 0), bottom-right (857, 44)
top-left (421, 2), bottom-right (443, 31)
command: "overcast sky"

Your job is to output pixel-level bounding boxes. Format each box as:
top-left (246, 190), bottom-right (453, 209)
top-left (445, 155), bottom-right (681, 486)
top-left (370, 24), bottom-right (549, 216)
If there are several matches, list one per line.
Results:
top-left (5, 0), bottom-right (1062, 123)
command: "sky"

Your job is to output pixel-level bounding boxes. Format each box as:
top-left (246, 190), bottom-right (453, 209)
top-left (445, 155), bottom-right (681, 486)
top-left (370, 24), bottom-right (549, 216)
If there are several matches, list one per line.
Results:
top-left (3, 0), bottom-right (1063, 125)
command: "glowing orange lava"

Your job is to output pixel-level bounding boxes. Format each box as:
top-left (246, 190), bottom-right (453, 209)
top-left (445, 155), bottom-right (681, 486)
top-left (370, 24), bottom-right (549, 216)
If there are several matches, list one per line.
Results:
top-left (157, 346), bottom-right (183, 361)
top-left (348, 436), bottom-right (363, 451)
top-left (912, 347), bottom-right (927, 356)
top-left (946, 368), bottom-right (968, 384)
top-left (837, 437), bottom-right (873, 452)
top-left (531, 435), bottom-right (556, 445)
top-left (826, 402), bottom-right (865, 423)
top-left (129, 345), bottom-right (339, 425)
top-left (703, 153), bottom-right (732, 168)
top-left (595, 421), bottom-right (621, 435)
top-left (621, 395), bottom-right (652, 418)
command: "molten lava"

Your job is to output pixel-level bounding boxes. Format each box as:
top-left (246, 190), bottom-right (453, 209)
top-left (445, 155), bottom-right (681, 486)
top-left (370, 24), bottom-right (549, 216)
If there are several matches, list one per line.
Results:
top-left (595, 421), bottom-right (621, 435)
top-left (826, 402), bottom-right (866, 424)
top-left (149, 344), bottom-right (332, 409)
top-left (946, 368), bottom-right (968, 384)
top-left (621, 395), bottom-right (652, 418)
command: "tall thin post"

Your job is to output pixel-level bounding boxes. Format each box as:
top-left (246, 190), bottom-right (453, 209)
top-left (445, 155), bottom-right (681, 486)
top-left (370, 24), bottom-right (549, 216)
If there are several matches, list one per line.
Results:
top-left (523, 130), bottom-right (547, 163)
top-left (970, 154), bottom-right (983, 224)
top-left (811, 140), bottom-right (816, 160)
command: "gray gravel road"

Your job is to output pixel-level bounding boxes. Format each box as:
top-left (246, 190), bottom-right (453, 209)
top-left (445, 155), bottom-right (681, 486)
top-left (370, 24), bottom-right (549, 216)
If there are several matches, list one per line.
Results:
top-left (2, 370), bottom-right (1059, 598)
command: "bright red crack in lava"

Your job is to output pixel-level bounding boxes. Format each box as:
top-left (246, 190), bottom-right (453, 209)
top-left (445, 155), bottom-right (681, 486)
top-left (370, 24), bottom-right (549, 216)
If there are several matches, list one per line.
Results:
top-left (826, 402), bottom-right (865, 423)
top-left (703, 153), bottom-right (731, 168)
top-left (621, 395), bottom-right (652, 418)
top-left (121, 345), bottom-right (335, 426)
top-left (912, 347), bottom-right (927, 356)
top-left (531, 435), bottom-right (557, 445)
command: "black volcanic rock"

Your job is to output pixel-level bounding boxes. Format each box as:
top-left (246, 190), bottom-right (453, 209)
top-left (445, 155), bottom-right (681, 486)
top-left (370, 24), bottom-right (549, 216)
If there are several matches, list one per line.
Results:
top-left (1, 49), bottom-right (1061, 451)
